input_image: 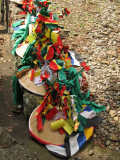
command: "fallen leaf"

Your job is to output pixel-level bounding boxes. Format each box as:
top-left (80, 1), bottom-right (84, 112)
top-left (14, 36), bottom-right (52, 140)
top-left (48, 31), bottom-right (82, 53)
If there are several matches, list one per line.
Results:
top-left (8, 128), bottom-right (13, 133)
top-left (6, 113), bottom-right (13, 117)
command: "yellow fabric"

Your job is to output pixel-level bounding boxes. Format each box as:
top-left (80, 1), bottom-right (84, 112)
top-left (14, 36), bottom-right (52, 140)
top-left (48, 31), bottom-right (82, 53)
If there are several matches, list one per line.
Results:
top-left (63, 119), bottom-right (74, 135)
top-left (45, 29), bottom-right (59, 43)
top-left (29, 68), bottom-right (41, 78)
top-left (27, 35), bottom-right (35, 43)
top-left (84, 127), bottom-right (93, 140)
top-left (51, 118), bottom-right (65, 130)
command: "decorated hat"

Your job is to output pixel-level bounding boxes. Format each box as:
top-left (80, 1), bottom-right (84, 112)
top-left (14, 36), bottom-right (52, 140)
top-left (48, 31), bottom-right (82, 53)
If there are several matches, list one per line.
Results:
top-left (29, 106), bottom-right (66, 145)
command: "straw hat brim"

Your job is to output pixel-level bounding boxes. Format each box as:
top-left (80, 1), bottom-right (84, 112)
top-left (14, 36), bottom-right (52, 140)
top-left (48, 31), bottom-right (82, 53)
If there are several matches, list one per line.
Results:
top-left (19, 70), bottom-right (46, 96)
top-left (29, 106), bottom-right (66, 145)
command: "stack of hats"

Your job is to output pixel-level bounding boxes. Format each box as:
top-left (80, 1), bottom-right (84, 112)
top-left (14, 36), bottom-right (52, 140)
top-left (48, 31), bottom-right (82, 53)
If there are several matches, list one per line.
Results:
top-left (11, 0), bottom-right (105, 158)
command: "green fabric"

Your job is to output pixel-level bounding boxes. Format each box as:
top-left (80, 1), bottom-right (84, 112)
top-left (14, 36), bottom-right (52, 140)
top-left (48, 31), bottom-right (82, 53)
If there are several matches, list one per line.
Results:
top-left (12, 75), bottom-right (23, 105)
top-left (58, 68), bottom-right (67, 80)
top-left (12, 14), bottom-right (31, 55)
top-left (21, 40), bottom-right (36, 64)
top-left (17, 65), bottom-right (30, 72)
top-left (80, 100), bottom-right (105, 113)
top-left (53, 14), bottom-right (59, 21)
top-left (42, 116), bottom-right (46, 126)
top-left (38, 60), bottom-right (41, 68)
top-left (40, 7), bottom-right (50, 17)
top-left (78, 125), bottom-right (84, 131)
top-left (78, 114), bottom-right (87, 126)
top-left (12, 28), bottom-right (25, 41)
top-left (12, 20), bottom-right (24, 28)
top-left (57, 67), bottom-right (105, 113)
top-left (35, 0), bottom-right (51, 7)
top-left (56, 59), bottom-right (64, 67)
top-left (45, 24), bottom-right (58, 30)
top-left (12, 36), bottom-right (23, 55)
top-left (41, 46), bottom-right (47, 57)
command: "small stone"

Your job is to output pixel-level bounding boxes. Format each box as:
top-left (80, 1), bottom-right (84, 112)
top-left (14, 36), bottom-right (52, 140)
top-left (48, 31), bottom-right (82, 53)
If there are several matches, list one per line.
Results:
top-left (106, 140), bottom-right (111, 146)
top-left (102, 120), bottom-right (107, 124)
top-left (104, 126), bottom-right (109, 130)
top-left (115, 147), bottom-right (119, 152)
top-left (109, 134), bottom-right (117, 142)
top-left (117, 111), bottom-right (120, 114)
top-left (101, 60), bottom-right (110, 65)
top-left (93, 134), bottom-right (97, 138)
top-left (89, 150), bottom-right (94, 156)
top-left (108, 146), bottom-right (113, 150)
top-left (106, 106), bottom-right (110, 112)
top-left (117, 92), bottom-right (120, 96)
top-left (109, 110), bottom-right (116, 117)
top-left (105, 131), bottom-right (109, 136)
top-left (16, 105), bottom-right (22, 109)
top-left (114, 116), bottom-right (119, 121)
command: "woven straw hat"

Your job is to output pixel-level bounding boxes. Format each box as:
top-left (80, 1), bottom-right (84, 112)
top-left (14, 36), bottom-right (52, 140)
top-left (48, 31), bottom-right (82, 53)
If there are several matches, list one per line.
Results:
top-left (29, 106), bottom-right (66, 145)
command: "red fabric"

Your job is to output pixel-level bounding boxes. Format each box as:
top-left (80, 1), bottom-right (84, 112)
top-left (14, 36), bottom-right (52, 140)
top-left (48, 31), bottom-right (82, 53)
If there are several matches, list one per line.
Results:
top-left (9, 18), bottom-right (12, 27)
top-left (37, 14), bottom-right (49, 23)
top-left (19, 11), bottom-right (27, 15)
top-left (37, 115), bottom-right (43, 130)
top-left (63, 98), bottom-right (68, 119)
top-left (59, 128), bottom-right (66, 134)
top-left (36, 25), bottom-right (42, 33)
top-left (64, 8), bottom-right (70, 15)
top-left (63, 45), bottom-right (69, 53)
top-left (52, 42), bottom-right (63, 55)
top-left (40, 71), bottom-right (49, 81)
top-left (38, 1), bottom-right (49, 7)
top-left (46, 46), bottom-right (54, 60)
top-left (59, 15), bottom-right (63, 19)
top-left (45, 107), bottom-right (58, 120)
top-left (54, 82), bottom-right (60, 92)
top-left (36, 100), bottom-right (46, 115)
top-left (28, 3), bottom-right (34, 14)
top-left (59, 86), bottom-right (66, 96)
top-left (49, 13), bottom-right (52, 19)
top-left (30, 69), bottom-right (35, 81)
top-left (45, 19), bottom-right (57, 24)
top-left (49, 60), bottom-right (58, 70)
top-left (22, 0), bottom-right (28, 10)
top-left (80, 61), bottom-right (90, 71)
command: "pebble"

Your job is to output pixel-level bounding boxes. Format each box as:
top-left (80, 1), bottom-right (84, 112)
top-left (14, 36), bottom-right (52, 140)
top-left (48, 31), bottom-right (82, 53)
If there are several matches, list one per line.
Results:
top-left (106, 106), bottom-right (110, 112)
top-left (109, 110), bottom-right (116, 117)
top-left (88, 150), bottom-right (94, 156)
top-left (102, 119), bottom-right (107, 124)
top-left (109, 134), bottom-right (117, 142)
top-left (115, 147), bottom-right (119, 152)
top-left (114, 116), bottom-right (118, 121)
top-left (106, 140), bottom-right (111, 146)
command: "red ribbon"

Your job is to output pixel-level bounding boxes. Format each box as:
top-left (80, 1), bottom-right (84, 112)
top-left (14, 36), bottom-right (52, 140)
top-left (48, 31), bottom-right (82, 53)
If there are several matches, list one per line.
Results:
top-left (37, 115), bottom-right (43, 130)
top-left (40, 71), bottom-right (49, 81)
top-left (80, 61), bottom-right (90, 71)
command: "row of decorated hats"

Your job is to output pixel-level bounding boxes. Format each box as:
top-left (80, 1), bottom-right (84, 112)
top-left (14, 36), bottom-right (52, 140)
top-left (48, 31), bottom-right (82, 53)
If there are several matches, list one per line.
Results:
top-left (12, 0), bottom-right (105, 158)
